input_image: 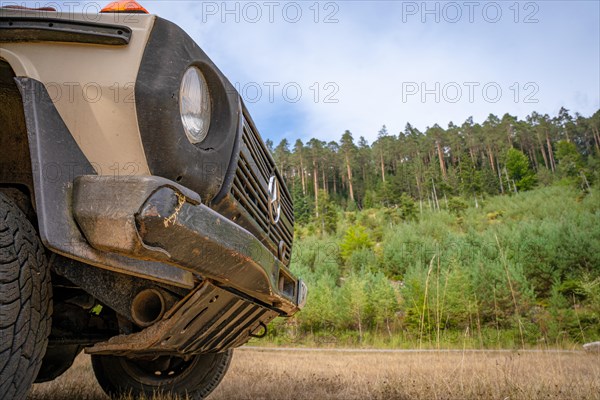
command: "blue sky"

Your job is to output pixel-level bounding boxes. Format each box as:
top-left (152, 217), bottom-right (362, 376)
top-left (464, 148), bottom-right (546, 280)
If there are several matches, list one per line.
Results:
top-left (21, 1), bottom-right (600, 144)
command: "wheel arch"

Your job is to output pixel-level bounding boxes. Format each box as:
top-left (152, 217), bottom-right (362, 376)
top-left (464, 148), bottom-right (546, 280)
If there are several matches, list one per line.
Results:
top-left (0, 58), bottom-right (36, 216)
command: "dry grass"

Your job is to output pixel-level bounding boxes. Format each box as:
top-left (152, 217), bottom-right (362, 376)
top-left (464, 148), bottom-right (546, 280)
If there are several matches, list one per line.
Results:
top-left (29, 348), bottom-right (600, 400)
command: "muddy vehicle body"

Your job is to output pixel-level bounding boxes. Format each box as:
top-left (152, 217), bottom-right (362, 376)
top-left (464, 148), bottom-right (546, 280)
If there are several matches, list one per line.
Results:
top-left (0, 4), bottom-right (306, 399)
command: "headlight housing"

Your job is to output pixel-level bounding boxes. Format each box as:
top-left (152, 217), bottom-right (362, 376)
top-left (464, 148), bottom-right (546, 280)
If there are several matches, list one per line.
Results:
top-left (179, 67), bottom-right (211, 144)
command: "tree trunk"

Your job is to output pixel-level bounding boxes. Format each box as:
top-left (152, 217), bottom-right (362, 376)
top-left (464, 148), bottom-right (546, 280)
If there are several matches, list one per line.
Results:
top-left (333, 173), bottom-right (338, 195)
top-left (503, 167), bottom-right (512, 193)
top-left (436, 141), bottom-right (447, 179)
top-left (581, 171), bottom-right (591, 190)
top-left (313, 161), bottom-right (319, 217)
top-left (496, 157), bottom-right (504, 194)
top-left (528, 147), bottom-right (538, 170)
top-left (322, 168), bottom-right (327, 194)
top-left (593, 126), bottom-right (600, 154)
top-left (299, 156), bottom-right (307, 196)
top-left (431, 178), bottom-right (440, 211)
top-left (487, 146), bottom-right (496, 173)
top-left (415, 174), bottom-right (422, 203)
top-left (380, 149), bottom-right (386, 183)
top-left (469, 147), bottom-right (476, 164)
top-left (345, 154), bottom-right (355, 202)
top-left (546, 132), bottom-right (556, 172)
top-left (538, 138), bottom-right (549, 170)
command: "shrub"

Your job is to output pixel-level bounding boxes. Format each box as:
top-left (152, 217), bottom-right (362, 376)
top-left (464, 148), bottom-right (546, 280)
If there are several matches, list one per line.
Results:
top-left (340, 225), bottom-right (374, 261)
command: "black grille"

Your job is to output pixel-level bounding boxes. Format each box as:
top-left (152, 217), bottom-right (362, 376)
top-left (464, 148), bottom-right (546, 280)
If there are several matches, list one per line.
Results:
top-left (229, 112), bottom-right (294, 264)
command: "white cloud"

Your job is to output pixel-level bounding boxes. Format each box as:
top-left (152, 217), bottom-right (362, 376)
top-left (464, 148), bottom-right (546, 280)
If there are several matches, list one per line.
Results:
top-left (57, 1), bottom-right (600, 143)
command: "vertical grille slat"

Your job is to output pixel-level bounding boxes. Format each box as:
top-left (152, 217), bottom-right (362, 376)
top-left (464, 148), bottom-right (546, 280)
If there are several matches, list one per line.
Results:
top-left (236, 158), bottom-right (269, 214)
top-left (232, 179), bottom-right (269, 230)
top-left (243, 122), bottom-right (271, 182)
top-left (227, 111), bottom-right (294, 265)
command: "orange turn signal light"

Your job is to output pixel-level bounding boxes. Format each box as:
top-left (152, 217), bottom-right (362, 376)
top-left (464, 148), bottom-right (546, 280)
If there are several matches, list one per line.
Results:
top-left (101, 0), bottom-right (149, 14)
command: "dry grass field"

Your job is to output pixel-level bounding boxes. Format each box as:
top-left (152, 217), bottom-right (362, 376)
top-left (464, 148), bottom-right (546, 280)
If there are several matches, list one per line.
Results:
top-left (29, 348), bottom-right (600, 400)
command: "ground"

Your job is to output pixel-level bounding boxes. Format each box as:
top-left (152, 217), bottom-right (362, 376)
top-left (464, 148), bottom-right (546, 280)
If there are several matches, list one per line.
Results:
top-left (29, 348), bottom-right (600, 400)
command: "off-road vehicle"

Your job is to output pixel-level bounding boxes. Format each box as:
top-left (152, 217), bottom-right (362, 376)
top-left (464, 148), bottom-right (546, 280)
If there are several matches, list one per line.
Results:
top-left (0, 2), bottom-right (306, 398)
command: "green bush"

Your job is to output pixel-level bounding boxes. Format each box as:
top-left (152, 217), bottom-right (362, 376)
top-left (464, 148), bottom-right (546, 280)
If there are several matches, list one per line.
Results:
top-left (340, 225), bottom-right (374, 261)
top-left (283, 185), bottom-right (600, 348)
top-left (505, 148), bottom-right (536, 191)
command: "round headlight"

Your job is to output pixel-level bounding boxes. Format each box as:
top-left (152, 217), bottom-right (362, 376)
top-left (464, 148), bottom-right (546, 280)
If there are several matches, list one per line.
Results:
top-left (179, 67), bottom-right (211, 144)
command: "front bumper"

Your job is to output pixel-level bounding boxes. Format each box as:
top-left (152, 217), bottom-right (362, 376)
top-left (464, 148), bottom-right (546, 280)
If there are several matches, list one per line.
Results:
top-left (15, 76), bottom-right (305, 356)
top-left (72, 175), bottom-right (306, 316)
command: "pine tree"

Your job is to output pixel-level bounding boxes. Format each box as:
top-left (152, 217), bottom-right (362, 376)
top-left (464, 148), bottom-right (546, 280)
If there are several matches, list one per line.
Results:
top-left (505, 148), bottom-right (536, 191)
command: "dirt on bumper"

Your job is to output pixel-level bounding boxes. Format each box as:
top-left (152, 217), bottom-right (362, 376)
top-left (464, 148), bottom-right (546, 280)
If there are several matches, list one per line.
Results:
top-left (72, 175), bottom-right (305, 317)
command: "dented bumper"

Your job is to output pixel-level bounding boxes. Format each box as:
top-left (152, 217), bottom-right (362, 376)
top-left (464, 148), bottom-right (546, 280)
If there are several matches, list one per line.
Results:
top-left (72, 175), bottom-right (306, 317)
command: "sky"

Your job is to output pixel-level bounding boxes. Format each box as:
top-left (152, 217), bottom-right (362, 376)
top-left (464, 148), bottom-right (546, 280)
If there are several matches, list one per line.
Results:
top-left (17, 1), bottom-right (600, 144)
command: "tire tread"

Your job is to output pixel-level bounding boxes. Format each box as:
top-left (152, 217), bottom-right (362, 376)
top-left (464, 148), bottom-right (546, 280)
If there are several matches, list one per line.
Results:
top-left (0, 193), bottom-right (52, 400)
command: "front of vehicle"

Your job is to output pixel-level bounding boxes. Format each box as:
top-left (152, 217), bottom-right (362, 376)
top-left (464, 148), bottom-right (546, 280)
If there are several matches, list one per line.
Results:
top-left (0, 2), bottom-right (305, 398)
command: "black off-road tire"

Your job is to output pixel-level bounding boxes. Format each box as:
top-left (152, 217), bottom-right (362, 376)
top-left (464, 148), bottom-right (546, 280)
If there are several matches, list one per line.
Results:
top-left (0, 193), bottom-right (52, 400)
top-left (92, 350), bottom-right (233, 400)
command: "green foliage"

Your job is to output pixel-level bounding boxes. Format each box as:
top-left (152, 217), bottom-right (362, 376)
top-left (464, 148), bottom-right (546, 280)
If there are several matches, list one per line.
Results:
top-left (447, 197), bottom-right (468, 216)
top-left (299, 274), bottom-right (338, 331)
top-left (535, 167), bottom-right (555, 186)
top-left (340, 225), bottom-right (373, 261)
top-left (556, 141), bottom-right (583, 178)
top-left (363, 190), bottom-right (377, 209)
top-left (270, 109), bottom-right (599, 218)
top-left (315, 190), bottom-right (338, 235)
top-left (367, 272), bottom-right (399, 335)
top-left (292, 180), bottom-right (311, 225)
top-left (586, 156), bottom-right (600, 186)
top-left (346, 248), bottom-right (378, 274)
top-left (458, 153), bottom-right (482, 195)
top-left (505, 148), bottom-right (536, 191)
top-left (397, 193), bottom-right (417, 220)
top-left (338, 274), bottom-right (369, 340)
top-left (283, 185), bottom-right (600, 348)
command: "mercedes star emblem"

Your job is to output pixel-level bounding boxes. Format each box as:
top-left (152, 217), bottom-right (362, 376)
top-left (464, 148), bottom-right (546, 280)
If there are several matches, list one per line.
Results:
top-left (268, 175), bottom-right (281, 224)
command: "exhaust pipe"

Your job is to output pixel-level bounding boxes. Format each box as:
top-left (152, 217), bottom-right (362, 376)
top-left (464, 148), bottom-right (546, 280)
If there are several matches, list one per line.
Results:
top-left (131, 288), bottom-right (175, 327)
